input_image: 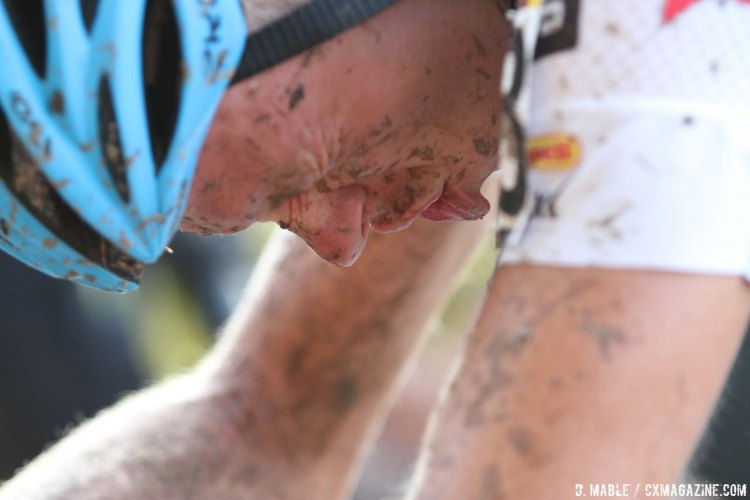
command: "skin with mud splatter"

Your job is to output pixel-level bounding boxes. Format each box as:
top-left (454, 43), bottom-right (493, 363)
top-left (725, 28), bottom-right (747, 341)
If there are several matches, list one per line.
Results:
top-left (183, 0), bottom-right (505, 265)
top-left (408, 265), bottom-right (750, 500)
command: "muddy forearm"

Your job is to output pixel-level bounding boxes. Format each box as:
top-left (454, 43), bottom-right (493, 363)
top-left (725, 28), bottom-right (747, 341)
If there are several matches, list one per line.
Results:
top-left (410, 265), bottom-right (750, 499)
top-left (200, 217), bottom-right (489, 498)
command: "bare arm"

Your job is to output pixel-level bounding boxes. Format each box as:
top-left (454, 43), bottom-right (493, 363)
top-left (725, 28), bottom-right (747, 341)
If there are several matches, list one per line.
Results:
top-left (410, 265), bottom-right (750, 499)
top-left (0, 216), bottom-right (488, 500)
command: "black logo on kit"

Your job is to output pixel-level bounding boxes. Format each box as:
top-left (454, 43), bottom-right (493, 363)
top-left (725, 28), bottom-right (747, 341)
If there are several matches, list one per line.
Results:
top-left (534, 0), bottom-right (580, 60)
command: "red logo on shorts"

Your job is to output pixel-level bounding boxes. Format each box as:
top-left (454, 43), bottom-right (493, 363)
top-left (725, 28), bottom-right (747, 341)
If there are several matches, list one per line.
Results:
top-left (663, 0), bottom-right (750, 23)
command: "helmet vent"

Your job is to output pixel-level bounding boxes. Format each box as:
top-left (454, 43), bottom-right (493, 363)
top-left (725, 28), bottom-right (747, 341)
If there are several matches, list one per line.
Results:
top-left (97, 76), bottom-right (131, 205)
top-left (78, 0), bottom-right (100, 34)
top-left (142, 0), bottom-right (182, 173)
top-left (0, 107), bottom-right (143, 283)
top-left (2, 0), bottom-right (47, 78)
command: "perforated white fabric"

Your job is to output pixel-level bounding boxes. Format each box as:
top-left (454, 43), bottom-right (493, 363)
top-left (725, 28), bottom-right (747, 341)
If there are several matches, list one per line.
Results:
top-left (499, 0), bottom-right (750, 280)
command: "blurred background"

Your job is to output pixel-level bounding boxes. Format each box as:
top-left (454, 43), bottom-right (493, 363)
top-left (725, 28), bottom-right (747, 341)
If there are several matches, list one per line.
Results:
top-left (0, 225), bottom-right (271, 481)
top-left (0, 225), bottom-right (747, 499)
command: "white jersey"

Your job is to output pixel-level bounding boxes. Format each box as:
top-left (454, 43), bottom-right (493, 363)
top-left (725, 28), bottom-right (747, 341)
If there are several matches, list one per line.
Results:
top-left (498, 0), bottom-right (750, 281)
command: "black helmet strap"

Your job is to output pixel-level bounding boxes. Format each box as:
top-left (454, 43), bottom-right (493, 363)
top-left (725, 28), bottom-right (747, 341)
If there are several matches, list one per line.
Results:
top-left (231, 0), bottom-right (398, 84)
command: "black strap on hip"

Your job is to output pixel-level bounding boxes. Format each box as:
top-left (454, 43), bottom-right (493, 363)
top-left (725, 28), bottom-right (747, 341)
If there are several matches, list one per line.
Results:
top-left (231, 0), bottom-right (398, 84)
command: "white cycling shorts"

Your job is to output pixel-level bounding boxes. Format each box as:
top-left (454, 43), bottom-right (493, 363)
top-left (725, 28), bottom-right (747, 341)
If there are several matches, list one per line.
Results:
top-left (498, 0), bottom-right (750, 281)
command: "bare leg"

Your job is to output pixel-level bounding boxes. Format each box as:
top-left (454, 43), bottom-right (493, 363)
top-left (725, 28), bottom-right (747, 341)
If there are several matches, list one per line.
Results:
top-left (0, 217), bottom-right (491, 499)
top-left (200, 217), bottom-right (491, 499)
top-left (410, 265), bottom-right (750, 500)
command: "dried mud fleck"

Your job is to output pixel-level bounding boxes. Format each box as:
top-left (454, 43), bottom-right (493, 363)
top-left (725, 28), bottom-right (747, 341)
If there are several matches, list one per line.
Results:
top-left (472, 33), bottom-right (488, 58)
top-left (315, 179), bottom-right (332, 193)
top-left (475, 68), bottom-right (491, 80)
top-left (506, 427), bottom-right (533, 456)
top-left (473, 138), bottom-right (494, 157)
top-left (50, 91), bottom-right (65, 115)
top-left (582, 322), bottom-right (627, 360)
top-left (288, 84), bottom-right (305, 110)
top-left (408, 146), bottom-right (435, 162)
top-left (604, 22), bottom-right (620, 36)
top-left (332, 377), bottom-right (359, 414)
top-left (253, 113), bottom-right (270, 124)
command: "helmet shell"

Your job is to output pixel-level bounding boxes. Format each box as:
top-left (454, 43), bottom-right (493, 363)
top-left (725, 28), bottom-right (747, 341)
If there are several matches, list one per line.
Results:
top-left (0, 0), bottom-right (246, 291)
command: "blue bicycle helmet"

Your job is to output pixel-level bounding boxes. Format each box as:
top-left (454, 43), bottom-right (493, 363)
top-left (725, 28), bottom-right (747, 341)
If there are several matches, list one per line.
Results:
top-left (0, 0), bottom-right (397, 292)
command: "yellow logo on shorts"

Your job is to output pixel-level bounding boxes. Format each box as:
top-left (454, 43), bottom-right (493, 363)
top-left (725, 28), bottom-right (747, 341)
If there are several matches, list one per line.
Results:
top-left (527, 134), bottom-right (582, 170)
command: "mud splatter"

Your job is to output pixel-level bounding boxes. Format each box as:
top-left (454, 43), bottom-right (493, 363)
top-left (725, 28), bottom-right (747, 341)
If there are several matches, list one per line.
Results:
top-left (472, 33), bottom-right (488, 58)
top-left (588, 202), bottom-right (632, 241)
top-left (476, 465), bottom-right (503, 500)
top-left (473, 138), bottom-right (495, 157)
top-left (408, 146), bottom-right (435, 162)
top-left (465, 367), bottom-right (514, 427)
top-left (475, 68), bottom-right (491, 80)
top-left (582, 321), bottom-right (627, 360)
top-left (50, 91), bottom-right (65, 115)
top-left (506, 427), bottom-right (533, 457)
top-left (604, 22), bottom-right (620, 36)
top-left (288, 84), bottom-right (305, 110)
top-left (331, 376), bottom-right (359, 414)
top-left (315, 179), bottom-right (332, 193)
top-left (253, 113), bottom-right (270, 124)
